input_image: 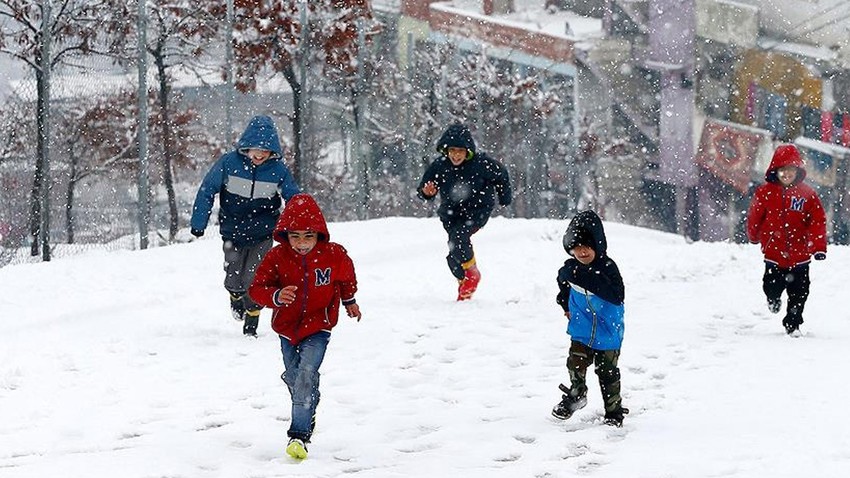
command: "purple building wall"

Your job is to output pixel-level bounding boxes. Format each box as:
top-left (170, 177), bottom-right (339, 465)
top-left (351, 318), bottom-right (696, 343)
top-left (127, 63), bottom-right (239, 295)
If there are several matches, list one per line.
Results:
top-left (648, 0), bottom-right (696, 188)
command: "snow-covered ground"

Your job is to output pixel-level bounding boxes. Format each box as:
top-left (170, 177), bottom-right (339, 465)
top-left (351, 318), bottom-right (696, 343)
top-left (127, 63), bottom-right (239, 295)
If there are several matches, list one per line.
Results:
top-left (1, 217), bottom-right (848, 477)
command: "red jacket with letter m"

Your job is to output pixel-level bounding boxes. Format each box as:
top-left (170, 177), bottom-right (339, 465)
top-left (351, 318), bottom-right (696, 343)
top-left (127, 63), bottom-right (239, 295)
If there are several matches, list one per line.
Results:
top-left (249, 194), bottom-right (357, 345)
top-left (747, 144), bottom-right (827, 269)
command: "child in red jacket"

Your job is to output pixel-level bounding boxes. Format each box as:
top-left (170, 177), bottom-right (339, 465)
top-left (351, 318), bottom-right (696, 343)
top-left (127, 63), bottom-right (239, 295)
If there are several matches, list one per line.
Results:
top-left (249, 193), bottom-right (361, 459)
top-left (747, 144), bottom-right (827, 335)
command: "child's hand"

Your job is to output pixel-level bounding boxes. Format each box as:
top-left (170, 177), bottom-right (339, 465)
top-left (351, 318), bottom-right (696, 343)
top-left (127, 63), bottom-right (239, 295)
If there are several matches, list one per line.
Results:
top-left (277, 285), bottom-right (298, 306)
top-left (421, 181), bottom-right (437, 197)
top-left (346, 303), bottom-right (362, 321)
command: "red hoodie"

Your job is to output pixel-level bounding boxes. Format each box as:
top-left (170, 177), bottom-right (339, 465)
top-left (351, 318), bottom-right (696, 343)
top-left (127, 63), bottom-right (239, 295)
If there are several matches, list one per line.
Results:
top-left (249, 194), bottom-right (357, 344)
top-left (746, 144), bottom-right (827, 268)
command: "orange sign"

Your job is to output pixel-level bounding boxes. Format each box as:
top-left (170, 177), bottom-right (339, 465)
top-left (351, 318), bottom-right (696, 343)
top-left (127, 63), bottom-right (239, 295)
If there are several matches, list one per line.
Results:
top-left (695, 119), bottom-right (765, 193)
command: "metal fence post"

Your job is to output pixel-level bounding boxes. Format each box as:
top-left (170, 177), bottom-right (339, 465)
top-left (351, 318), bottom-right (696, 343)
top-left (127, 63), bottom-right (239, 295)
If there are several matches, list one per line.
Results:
top-left (137, 0), bottom-right (150, 249)
top-left (38, 0), bottom-right (52, 261)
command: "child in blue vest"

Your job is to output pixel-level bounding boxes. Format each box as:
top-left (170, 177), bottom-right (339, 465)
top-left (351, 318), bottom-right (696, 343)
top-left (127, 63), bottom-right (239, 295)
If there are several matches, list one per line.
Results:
top-left (551, 210), bottom-right (628, 427)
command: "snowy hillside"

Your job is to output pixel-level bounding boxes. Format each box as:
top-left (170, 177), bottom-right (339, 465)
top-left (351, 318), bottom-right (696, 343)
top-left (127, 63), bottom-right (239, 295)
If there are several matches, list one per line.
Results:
top-left (1, 217), bottom-right (848, 477)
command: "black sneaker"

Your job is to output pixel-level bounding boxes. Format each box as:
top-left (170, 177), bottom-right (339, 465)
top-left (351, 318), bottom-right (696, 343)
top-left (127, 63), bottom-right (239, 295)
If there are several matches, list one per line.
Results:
top-left (552, 385), bottom-right (588, 420)
top-left (782, 315), bottom-right (802, 335)
top-left (603, 407), bottom-right (629, 427)
top-left (243, 310), bottom-right (260, 337)
top-left (783, 320), bottom-right (800, 335)
top-left (767, 298), bottom-right (781, 314)
top-left (230, 293), bottom-right (245, 321)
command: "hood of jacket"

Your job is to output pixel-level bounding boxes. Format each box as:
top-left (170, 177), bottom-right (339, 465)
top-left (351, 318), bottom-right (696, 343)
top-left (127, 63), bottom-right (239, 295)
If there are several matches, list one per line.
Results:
top-left (273, 193), bottom-right (330, 243)
top-left (436, 122), bottom-right (476, 157)
top-left (237, 115), bottom-right (284, 161)
top-left (563, 210), bottom-right (608, 257)
top-left (765, 144), bottom-right (806, 184)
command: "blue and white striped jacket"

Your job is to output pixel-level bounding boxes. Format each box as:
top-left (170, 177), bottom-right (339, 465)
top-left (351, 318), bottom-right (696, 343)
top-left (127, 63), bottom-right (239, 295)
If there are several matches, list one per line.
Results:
top-left (191, 116), bottom-right (300, 246)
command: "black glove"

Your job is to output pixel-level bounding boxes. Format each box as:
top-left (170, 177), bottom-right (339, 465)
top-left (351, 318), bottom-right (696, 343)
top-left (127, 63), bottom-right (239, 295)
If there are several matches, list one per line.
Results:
top-left (814, 252), bottom-right (826, 261)
top-left (191, 228), bottom-right (204, 238)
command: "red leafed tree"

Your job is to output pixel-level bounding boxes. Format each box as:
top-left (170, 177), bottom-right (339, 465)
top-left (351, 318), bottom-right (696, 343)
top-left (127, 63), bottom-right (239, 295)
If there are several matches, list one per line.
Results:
top-left (107, 2), bottom-right (220, 241)
top-left (220, 0), bottom-right (378, 183)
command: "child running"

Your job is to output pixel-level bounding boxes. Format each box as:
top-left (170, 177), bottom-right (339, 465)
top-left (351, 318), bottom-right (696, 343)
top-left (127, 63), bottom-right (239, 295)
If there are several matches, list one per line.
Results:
top-left (249, 193), bottom-right (361, 459)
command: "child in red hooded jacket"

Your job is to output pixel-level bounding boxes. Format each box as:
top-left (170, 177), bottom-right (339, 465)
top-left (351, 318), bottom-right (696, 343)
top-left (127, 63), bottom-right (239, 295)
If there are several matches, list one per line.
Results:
top-left (249, 193), bottom-right (361, 459)
top-left (747, 144), bottom-right (827, 335)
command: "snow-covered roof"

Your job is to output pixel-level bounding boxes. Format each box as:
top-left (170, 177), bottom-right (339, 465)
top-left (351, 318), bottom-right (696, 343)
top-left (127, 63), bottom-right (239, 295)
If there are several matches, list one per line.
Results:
top-left (372, 0), bottom-right (401, 12)
top-left (433, 1), bottom-right (602, 40)
top-left (795, 136), bottom-right (850, 157)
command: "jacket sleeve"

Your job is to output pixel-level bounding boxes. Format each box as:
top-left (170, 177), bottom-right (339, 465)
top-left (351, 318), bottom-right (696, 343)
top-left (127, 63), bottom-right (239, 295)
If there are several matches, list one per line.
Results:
top-left (807, 190), bottom-right (828, 255)
top-left (190, 157), bottom-right (226, 231)
top-left (335, 248), bottom-right (358, 305)
top-left (416, 159), bottom-right (440, 201)
top-left (248, 248), bottom-right (284, 308)
top-left (746, 188), bottom-right (766, 244)
top-left (555, 265), bottom-right (572, 313)
top-left (597, 259), bottom-right (625, 305)
top-left (277, 164), bottom-right (301, 201)
top-left (489, 157), bottom-right (512, 206)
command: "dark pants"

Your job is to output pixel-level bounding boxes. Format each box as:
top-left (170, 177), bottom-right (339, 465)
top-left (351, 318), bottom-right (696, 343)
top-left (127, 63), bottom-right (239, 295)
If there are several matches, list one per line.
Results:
top-left (443, 215), bottom-right (488, 280)
top-left (763, 262), bottom-right (810, 328)
top-left (566, 340), bottom-right (622, 414)
top-left (223, 238), bottom-right (272, 311)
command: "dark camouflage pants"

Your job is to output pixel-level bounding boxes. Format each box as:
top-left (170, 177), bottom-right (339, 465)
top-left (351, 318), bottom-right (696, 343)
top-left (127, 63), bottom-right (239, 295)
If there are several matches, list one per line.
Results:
top-left (565, 340), bottom-right (622, 414)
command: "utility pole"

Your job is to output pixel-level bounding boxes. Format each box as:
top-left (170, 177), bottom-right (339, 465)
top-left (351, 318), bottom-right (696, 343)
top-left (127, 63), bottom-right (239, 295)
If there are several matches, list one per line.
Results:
top-left (224, 0), bottom-right (234, 146)
top-left (355, 21), bottom-right (369, 218)
top-left (39, 0), bottom-right (52, 261)
top-left (298, 0), bottom-right (309, 186)
top-left (137, 0), bottom-right (150, 249)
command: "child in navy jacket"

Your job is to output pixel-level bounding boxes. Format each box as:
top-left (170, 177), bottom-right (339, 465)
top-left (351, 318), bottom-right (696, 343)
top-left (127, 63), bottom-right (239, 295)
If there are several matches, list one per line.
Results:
top-left (190, 115), bottom-right (300, 336)
top-left (416, 122), bottom-right (512, 300)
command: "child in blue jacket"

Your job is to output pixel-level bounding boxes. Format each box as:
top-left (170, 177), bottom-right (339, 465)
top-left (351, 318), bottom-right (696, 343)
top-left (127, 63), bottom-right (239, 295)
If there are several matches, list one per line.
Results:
top-left (552, 210), bottom-right (628, 427)
top-left (190, 115), bottom-right (300, 336)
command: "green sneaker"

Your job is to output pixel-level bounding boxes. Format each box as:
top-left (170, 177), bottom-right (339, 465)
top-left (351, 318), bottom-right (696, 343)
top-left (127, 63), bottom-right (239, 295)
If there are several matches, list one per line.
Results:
top-left (286, 438), bottom-right (308, 459)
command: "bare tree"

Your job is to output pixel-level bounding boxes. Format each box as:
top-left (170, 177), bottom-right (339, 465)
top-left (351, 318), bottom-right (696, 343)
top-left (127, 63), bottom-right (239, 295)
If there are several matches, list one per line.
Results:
top-left (54, 89), bottom-right (223, 243)
top-left (0, 0), bottom-right (129, 257)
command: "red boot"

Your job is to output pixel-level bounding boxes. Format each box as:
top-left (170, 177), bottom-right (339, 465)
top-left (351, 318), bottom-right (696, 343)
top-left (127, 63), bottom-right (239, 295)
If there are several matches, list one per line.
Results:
top-left (457, 265), bottom-right (481, 301)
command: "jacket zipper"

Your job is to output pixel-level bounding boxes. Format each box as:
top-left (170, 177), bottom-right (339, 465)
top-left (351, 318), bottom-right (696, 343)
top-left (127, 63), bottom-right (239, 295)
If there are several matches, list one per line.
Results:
top-left (584, 288), bottom-right (598, 345)
top-left (299, 255), bottom-right (309, 320)
top-left (250, 166), bottom-right (257, 198)
top-left (779, 188), bottom-right (790, 259)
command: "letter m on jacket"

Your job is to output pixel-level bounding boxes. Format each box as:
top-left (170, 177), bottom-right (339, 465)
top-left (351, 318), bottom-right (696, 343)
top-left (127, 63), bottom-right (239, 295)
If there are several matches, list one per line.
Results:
top-left (315, 268), bottom-right (331, 286)
top-left (790, 196), bottom-right (805, 211)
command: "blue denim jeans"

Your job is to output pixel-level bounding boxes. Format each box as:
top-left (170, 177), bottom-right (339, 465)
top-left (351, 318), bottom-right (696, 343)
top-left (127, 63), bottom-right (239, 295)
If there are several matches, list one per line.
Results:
top-left (280, 331), bottom-right (330, 441)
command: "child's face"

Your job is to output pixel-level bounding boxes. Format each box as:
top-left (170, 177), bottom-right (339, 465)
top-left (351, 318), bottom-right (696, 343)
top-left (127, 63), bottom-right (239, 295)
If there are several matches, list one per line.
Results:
top-left (447, 147), bottom-right (467, 166)
top-left (288, 230), bottom-right (318, 255)
top-left (247, 148), bottom-right (272, 166)
top-left (571, 244), bottom-right (596, 265)
top-left (777, 166), bottom-right (798, 186)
